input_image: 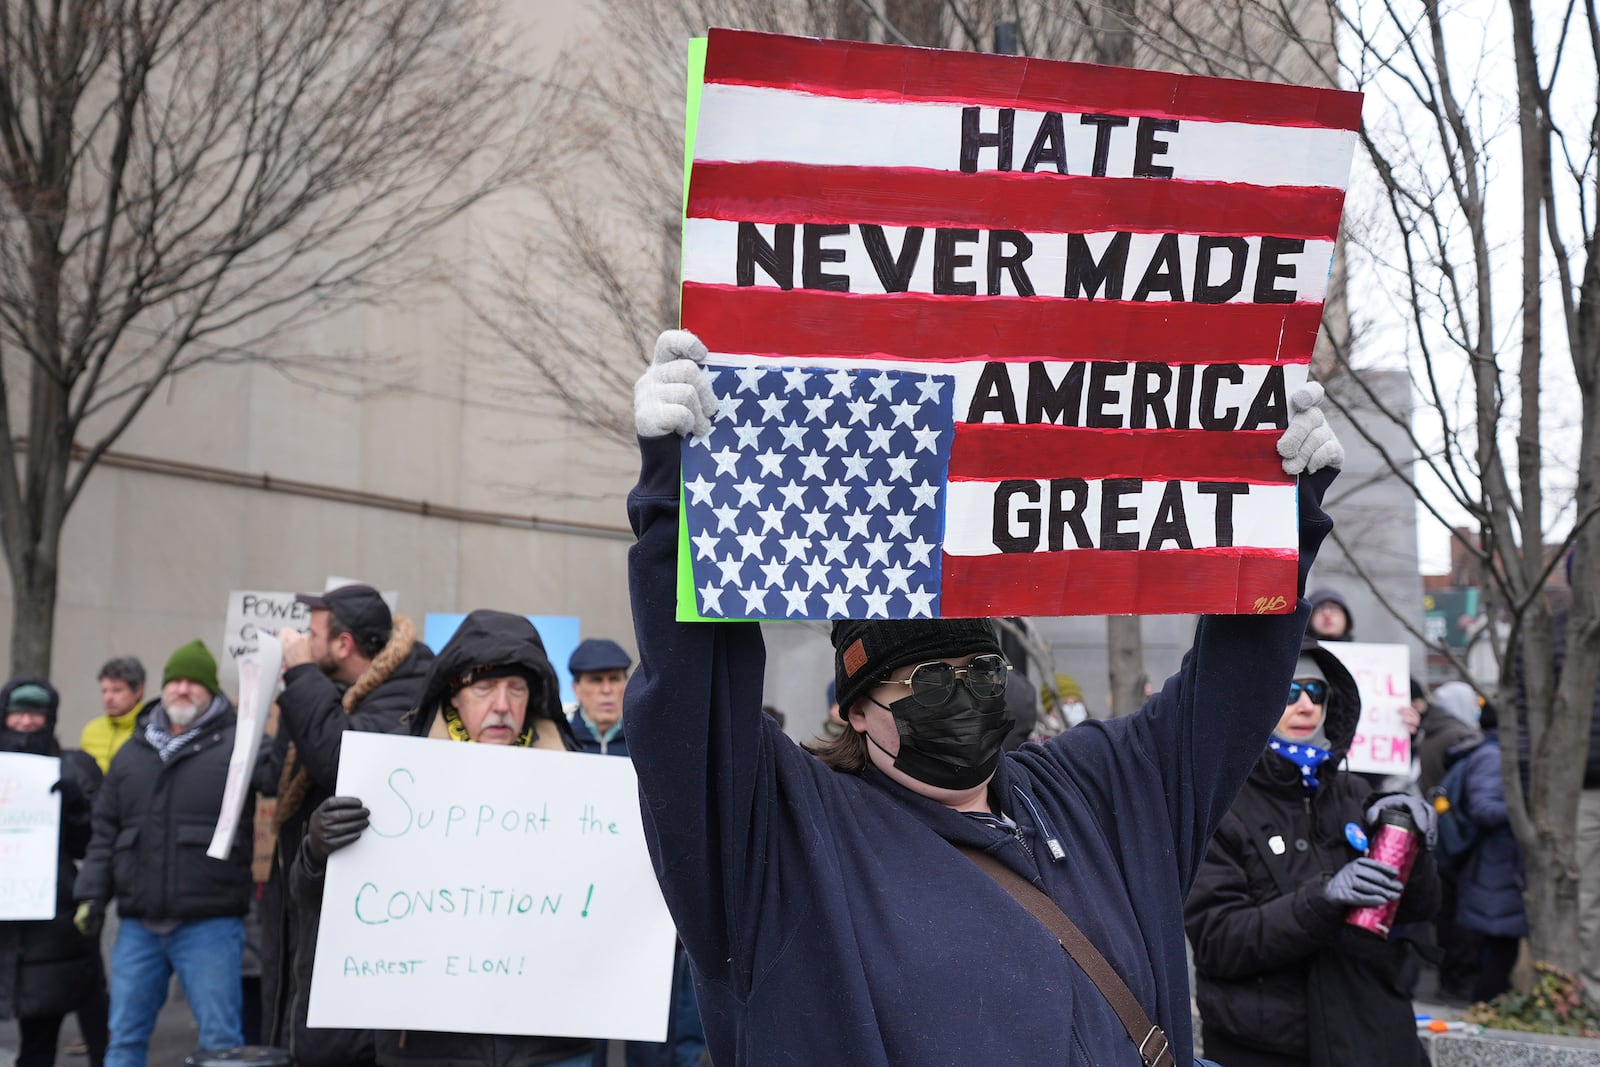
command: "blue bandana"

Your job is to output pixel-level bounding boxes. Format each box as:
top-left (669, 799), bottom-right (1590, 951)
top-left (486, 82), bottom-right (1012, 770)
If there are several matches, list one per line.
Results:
top-left (1268, 738), bottom-right (1332, 794)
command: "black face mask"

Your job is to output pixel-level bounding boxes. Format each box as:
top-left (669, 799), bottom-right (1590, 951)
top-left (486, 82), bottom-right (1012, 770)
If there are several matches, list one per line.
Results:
top-left (0, 725), bottom-right (55, 757)
top-left (868, 688), bottom-right (1014, 792)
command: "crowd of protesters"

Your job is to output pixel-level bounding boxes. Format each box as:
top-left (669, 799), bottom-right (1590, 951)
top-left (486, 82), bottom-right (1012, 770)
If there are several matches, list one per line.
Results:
top-left (0, 333), bottom-right (1593, 1067)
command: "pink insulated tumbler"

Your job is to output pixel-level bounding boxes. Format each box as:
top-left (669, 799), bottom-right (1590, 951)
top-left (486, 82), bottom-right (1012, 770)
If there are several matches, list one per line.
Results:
top-left (1346, 805), bottom-right (1422, 937)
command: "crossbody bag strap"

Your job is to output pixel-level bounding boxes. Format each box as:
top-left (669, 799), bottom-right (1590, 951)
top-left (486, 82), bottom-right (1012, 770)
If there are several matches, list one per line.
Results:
top-left (958, 844), bottom-right (1176, 1067)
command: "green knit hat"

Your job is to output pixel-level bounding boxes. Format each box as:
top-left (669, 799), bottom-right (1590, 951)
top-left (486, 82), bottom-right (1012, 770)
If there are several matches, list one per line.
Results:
top-left (163, 639), bottom-right (218, 694)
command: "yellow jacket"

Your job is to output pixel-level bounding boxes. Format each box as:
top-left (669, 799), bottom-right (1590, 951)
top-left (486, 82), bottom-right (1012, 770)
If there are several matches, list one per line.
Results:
top-left (80, 708), bottom-right (141, 773)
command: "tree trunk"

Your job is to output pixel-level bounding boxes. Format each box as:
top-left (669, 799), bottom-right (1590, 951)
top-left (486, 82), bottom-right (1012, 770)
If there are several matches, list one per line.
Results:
top-left (1107, 615), bottom-right (1147, 718)
top-left (8, 546), bottom-right (59, 677)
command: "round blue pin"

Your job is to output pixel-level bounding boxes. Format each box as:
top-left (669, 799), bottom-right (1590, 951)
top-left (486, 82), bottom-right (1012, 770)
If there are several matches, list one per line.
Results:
top-left (1345, 822), bottom-right (1368, 852)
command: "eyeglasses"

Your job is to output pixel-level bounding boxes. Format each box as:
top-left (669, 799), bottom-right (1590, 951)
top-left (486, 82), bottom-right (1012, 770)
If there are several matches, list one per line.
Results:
top-left (880, 655), bottom-right (1011, 707)
top-left (1288, 680), bottom-right (1328, 705)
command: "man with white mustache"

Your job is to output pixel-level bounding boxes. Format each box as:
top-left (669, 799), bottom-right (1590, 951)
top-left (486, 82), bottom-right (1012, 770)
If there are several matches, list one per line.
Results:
top-left (75, 640), bottom-right (256, 1067)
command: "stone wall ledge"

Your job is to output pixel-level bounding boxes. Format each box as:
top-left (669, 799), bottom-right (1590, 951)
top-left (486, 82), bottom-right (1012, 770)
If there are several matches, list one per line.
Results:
top-left (1424, 1026), bottom-right (1600, 1066)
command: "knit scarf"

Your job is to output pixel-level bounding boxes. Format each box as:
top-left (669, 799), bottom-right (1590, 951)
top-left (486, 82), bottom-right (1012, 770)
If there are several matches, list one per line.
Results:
top-left (442, 704), bottom-right (535, 747)
top-left (145, 695), bottom-right (226, 762)
top-left (1268, 738), bottom-right (1332, 794)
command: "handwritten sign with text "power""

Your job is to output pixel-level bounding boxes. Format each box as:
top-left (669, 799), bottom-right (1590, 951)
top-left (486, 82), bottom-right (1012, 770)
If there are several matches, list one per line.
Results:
top-left (307, 732), bottom-right (675, 1041)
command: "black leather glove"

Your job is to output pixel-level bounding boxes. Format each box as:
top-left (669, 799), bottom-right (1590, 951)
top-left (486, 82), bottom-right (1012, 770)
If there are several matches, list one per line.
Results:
top-left (305, 795), bottom-right (370, 873)
top-left (75, 901), bottom-right (105, 940)
top-left (1324, 856), bottom-right (1404, 908)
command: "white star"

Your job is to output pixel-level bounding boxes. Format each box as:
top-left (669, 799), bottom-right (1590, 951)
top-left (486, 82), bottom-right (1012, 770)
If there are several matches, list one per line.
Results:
top-left (821, 482), bottom-right (851, 509)
top-left (800, 509), bottom-right (831, 535)
top-left (904, 538), bottom-right (935, 566)
top-left (799, 452), bottom-right (830, 480)
top-left (886, 510), bottom-right (915, 538)
top-left (911, 428), bottom-right (942, 454)
top-left (911, 480), bottom-right (941, 510)
top-left (846, 397), bottom-right (875, 425)
top-left (841, 455), bottom-right (871, 481)
top-left (755, 449), bottom-right (785, 477)
top-left (802, 559), bottom-right (833, 588)
top-left (803, 396), bottom-right (835, 422)
top-left (821, 587), bottom-right (854, 617)
top-left (889, 399), bottom-right (920, 428)
top-left (736, 531), bottom-right (767, 559)
top-left (698, 582), bottom-right (725, 615)
top-left (916, 378), bottom-right (946, 403)
top-left (757, 395), bottom-right (788, 421)
top-left (691, 530), bottom-right (720, 561)
top-left (864, 426), bottom-right (896, 453)
top-left (712, 503), bottom-right (741, 532)
top-left (862, 535), bottom-right (893, 566)
top-left (733, 478), bottom-right (765, 506)
top-left (688, 431), bottom-right (714, 450)
top-left (864, 481), bottom-right (893, 510)
top-left (822, 426), bottom-right (854, 451)
top-left (759, 559), bottom-right (789, 588)
top-left (778, 424), bottom-right (809, 450)
top-left (861, 588), bottom-right (892, 617)
top-left (712, 448), bottom-right (740, 476)
top-left (905, 585), bottom-right (937, 618)
top-left (820, 536), bottom-right (851, 563)
top-left (740, 586), bottom-right (770, 614)
top-left (779, 532), bottom-right (812, 561)
top-left (716, 397), bottom-right (743, 422)
top-left (869, 371), bottom-right (896, 400)
top-left (715, 559), bottom-right (745, 585)
top-left (826, 367), bottom-right (856, 396)
top-left (782, 366), bottom-right (810, 393)
top-left (779, 585), bottom-right (810, 616)
top-left (736, 366), bottom-right (768, 394)
top-left (844, 513), bottom-right (872, 539)
top-left (886, 454), bottom-right (916, 481)
top-left (757, 505), bottom-right (787, 532)
top-left (882, 562), bottom-right (914, 593)
top-left (778, 482), bottom-right (808, 510)
top-left (685, 473), bottom-right (716, 505)
top-left (733, 424), bottom-right (762, 450)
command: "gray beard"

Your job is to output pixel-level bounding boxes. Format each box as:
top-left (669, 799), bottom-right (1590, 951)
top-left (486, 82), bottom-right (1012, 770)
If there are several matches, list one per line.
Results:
top-left (166, 699), bottom-right (205, 729)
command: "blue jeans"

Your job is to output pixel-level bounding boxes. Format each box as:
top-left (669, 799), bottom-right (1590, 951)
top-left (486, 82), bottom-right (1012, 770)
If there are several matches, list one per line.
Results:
top-left (106, 916), bottom-right (244, 1067)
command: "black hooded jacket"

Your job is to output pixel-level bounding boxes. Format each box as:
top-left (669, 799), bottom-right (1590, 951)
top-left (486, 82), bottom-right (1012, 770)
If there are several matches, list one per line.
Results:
top-left (0, 676), bottom-right (103, 1020)
top-left (1185, 640), bottom-right (1440, 1067)
top-left (289, 610), bottom-right (591, 1067)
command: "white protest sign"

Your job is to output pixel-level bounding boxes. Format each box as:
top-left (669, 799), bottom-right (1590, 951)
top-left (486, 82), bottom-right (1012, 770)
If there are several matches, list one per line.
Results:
top-left (1322, 642), bottom-right (1411, 776)
top-left (221, 591), bottom-right (309, 687)
top-left (308, 732), bottom-right (675, 1041)
top-left (209, 633), bottom-right (282, 860)
top-left (0, 753), bottom-right (63, 919)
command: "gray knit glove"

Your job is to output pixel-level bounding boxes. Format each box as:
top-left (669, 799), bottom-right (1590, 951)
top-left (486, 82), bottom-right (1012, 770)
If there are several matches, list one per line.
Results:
top-left (1324, 856), bottom-right (1403, 908)
top-left (635, 330), bottom-right (719, 439)
top-left (1278, 382), bottom-right (1344, 474)
top-left (1366, 793), bottom-right (1438, 850)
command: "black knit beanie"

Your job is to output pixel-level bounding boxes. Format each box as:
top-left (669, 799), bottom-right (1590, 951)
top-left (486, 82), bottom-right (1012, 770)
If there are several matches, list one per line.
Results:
top-left (831, 619), bottom-right (1003, 716)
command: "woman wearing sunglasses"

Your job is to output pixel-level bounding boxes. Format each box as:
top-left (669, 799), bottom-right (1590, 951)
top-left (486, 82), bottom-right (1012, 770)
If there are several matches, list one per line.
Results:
top-left (625, 331), bottom-right (1347, 1067)
top-left (1185, 641), bottom-right (1441, 1067)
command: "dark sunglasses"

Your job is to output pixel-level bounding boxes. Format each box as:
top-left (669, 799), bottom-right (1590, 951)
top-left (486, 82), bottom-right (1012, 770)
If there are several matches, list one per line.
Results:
top-left (1288, 679), bottom-right (1329, 705)
top-left (881, 654), bottom-right (1011, 707)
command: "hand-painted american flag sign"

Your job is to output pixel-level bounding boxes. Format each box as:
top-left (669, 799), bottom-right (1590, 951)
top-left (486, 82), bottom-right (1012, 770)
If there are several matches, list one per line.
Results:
top-left (676, 29), bottom-right (1360, 621)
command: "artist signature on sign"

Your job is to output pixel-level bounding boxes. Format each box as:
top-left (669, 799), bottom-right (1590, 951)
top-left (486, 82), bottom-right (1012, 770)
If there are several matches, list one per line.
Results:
top-left (1252, 595), bottom-right (1289, 614)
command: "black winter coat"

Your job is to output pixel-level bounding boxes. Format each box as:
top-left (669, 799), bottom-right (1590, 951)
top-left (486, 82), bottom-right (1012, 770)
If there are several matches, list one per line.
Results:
top-left (0, 676), bottom-right (102, 1020)
top-left (262, 627), bottom-right (433, 1064)
top-left (74, 701), bottom-right (255, 920)
top-left (1186, 642), bottom-right (1440, 1067)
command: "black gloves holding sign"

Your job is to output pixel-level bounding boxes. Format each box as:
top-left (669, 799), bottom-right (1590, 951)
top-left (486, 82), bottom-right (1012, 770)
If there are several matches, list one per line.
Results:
top-left (305, 795), bottom-right (370, 876)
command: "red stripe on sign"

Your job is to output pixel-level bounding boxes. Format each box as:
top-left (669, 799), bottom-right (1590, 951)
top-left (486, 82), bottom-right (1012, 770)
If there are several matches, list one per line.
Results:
top-left (688, 163), bottom-right (1347, 241)
top-left (704, 29), bottom-right (1363, 132)
top-left (680, 284), bottom-right (1324, 364)
top-left (948, 426), bottom-right (1291, 483)
top-left (938, 548), bottom-right (1300, 617)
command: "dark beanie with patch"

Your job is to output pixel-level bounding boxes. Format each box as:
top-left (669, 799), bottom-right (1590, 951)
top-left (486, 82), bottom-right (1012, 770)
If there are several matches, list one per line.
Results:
top-left (831, 618), bottom-right (1003, 715)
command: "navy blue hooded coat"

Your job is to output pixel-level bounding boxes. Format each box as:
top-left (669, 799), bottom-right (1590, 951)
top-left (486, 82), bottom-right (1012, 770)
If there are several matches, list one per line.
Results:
top-left (625, 435), bottom-right (1336, 1067)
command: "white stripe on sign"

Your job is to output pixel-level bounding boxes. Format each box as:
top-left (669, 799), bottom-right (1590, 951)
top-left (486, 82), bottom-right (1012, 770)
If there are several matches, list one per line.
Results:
top-left (681, 220), bottom-right (1335, 304)
top-left (693, 84), bottom-right (1360, 189)
top-left (942, 478), bottom-right (1299, 555)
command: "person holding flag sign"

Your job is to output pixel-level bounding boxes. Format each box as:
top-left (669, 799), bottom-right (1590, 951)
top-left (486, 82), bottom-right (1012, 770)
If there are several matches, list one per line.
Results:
top-left (625, 322), bottom-right (1343, 1067)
